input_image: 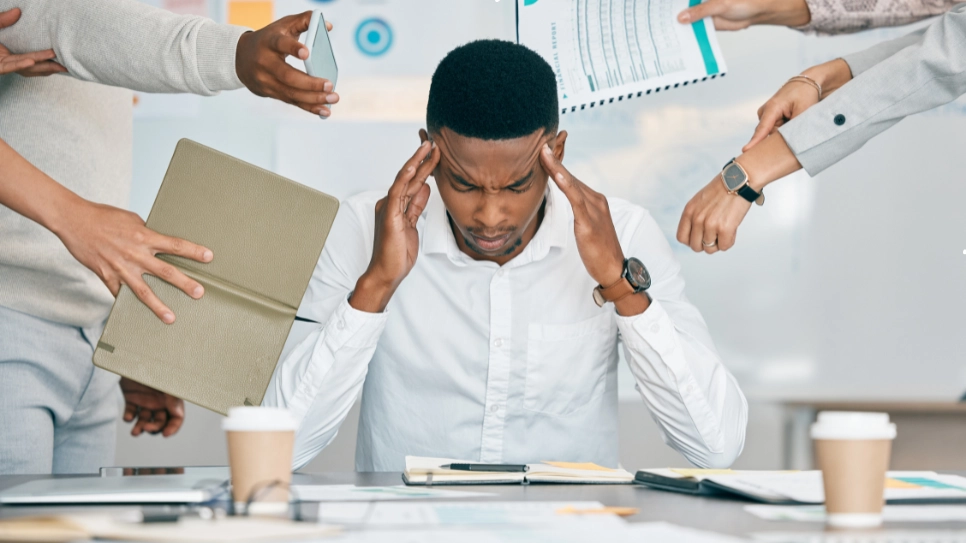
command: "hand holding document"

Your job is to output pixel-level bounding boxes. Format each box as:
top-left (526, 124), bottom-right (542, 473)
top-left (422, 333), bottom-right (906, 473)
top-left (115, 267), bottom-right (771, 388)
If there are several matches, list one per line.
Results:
top-left (517, 0), bottom-right (727, 113)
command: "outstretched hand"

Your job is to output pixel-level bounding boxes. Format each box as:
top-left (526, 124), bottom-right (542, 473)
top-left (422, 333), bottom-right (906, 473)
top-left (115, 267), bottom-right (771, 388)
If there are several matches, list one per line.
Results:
top-left (676, 0), bottom-right (811, 30)
top-left (743, 59), bottom-right (853, 151)
top-left (0, 9), bottom-right (67, 77)
top-left (539, 143), bottom-right (624, 288)
top-left (55, 200), bottom-right (214, 324)
top-left (676, 173), bottom-right (752, 254)
top-left (236, 11), bottom-right (339, 117)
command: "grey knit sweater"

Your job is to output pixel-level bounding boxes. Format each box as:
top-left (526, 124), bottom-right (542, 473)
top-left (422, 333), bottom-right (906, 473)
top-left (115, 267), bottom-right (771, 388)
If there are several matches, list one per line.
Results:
top-left (0, 0), bottom-right (248, 327)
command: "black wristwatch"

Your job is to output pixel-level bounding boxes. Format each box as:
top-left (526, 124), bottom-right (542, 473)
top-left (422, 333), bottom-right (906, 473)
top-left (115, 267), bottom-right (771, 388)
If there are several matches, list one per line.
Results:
top-left (593, 257), bottom-right (652, 307)
top-left (721, 158), bottom-right (765, 206)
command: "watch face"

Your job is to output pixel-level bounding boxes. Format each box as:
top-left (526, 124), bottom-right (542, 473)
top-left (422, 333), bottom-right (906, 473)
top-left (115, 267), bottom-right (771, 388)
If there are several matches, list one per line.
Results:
top-left (625, 258), bottom-right (651, 291)
top-left (722, 163), bottom-right (747, 191)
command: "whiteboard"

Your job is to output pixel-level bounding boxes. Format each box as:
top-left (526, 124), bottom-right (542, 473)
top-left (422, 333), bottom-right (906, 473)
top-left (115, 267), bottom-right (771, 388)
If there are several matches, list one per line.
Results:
top-left (130, 2), bottom-right (966, 402)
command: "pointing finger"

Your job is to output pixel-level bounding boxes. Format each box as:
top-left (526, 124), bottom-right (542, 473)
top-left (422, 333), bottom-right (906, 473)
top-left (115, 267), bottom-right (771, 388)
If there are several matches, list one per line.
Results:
top-left (743, 105), bottom-right (784, 152)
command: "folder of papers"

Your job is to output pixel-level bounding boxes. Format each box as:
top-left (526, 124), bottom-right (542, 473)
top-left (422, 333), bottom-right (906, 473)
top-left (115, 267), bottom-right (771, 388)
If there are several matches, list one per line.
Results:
top-left (403, 456), bottom-right (633, 485)
top-left (634, 469), bottom-right (966, 504)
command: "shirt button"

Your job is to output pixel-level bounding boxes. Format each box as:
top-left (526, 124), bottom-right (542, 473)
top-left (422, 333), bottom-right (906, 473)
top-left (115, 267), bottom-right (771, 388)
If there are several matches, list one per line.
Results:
top-left (336, 319), bottom-right (345, 330)
top-left (650, 323), bottom-right (660, 333)
top-left (497, 268), bottom-right (505, 277)
top-left (493, 338), bottom-right (504, 348)
top-left (490, 404), bottom-right (500, 413)
top-left (833, 114), bottom-right (846, 126)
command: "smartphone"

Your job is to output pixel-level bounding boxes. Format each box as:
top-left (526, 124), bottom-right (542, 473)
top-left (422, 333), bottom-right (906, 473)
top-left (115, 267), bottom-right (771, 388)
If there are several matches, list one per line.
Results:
top-left (304, 10), bottom-right (338, 89)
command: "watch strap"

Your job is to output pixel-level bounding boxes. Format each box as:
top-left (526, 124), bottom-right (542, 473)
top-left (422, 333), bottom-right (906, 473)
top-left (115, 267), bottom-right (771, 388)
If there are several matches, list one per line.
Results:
top-left (596, 277), bottom-right (636, 305)
top-left (736, 183), bottom-right (760, 203)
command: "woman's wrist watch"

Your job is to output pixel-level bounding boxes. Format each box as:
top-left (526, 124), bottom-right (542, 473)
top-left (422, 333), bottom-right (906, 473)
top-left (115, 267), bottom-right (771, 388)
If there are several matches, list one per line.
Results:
top-left (721, 158), bottom-right (765, 206)
top-left (593, 257), bottom-right (651, 307)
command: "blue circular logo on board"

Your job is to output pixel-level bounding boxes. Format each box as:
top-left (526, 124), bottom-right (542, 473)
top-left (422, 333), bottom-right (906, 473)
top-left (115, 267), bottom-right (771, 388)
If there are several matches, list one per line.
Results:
top-left (355, 18), bottom-right (393, 57)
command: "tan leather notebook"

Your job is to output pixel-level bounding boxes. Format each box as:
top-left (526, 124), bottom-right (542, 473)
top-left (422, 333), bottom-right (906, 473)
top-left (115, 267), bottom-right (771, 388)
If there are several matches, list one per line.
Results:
top-left (93, 139), bottom-right (339, 415)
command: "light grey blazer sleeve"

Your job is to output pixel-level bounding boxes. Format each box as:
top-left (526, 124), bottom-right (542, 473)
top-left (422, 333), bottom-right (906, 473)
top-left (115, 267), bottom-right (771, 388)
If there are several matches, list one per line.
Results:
top-left (0, 0), bottom-right (248, 95)
top-left (778, 4), bottom-right (966, 176)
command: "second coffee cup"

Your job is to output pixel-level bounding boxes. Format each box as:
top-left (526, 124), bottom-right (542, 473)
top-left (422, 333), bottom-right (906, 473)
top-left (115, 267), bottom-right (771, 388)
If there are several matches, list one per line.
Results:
top-left (811, 411), bottom-right (896, 528)
top-left (222, 406), bottom-right (297, 515)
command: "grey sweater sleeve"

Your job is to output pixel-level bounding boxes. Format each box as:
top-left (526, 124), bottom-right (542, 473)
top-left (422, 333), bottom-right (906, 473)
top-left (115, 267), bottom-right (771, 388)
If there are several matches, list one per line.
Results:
top-left (0, 0), bottom-right (249, 95)
top-left (796, 0), bottom-right (959, 36)
top-left (779, 4), bottom-right (966, 175)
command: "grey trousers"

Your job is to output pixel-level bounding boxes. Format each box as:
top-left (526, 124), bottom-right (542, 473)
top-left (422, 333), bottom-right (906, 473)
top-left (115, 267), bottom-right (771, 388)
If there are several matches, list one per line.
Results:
top-left (0, 304), bottom-right (122, 474)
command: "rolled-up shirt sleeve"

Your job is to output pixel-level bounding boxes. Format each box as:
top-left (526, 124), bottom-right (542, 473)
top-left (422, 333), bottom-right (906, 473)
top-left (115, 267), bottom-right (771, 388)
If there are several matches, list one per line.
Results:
top-left (779, 5), bottom-right (966, 176)
top-left (612, 203), bottom-right (748, 469)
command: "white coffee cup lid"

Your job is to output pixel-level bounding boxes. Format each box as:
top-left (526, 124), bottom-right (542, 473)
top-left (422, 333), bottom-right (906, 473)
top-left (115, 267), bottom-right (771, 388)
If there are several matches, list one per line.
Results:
top-left (810, 411), bottom-right (896, 440)
top-left (222, 407), bottom-right (298, 432)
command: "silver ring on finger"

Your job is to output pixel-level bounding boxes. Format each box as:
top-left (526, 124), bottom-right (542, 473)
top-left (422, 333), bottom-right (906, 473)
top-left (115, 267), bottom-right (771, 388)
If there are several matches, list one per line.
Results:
top-left (702, 239), bottom-right (717, 248)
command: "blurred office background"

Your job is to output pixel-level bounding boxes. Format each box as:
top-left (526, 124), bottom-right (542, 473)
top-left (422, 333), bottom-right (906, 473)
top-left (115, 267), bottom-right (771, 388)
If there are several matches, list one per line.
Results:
top-left (116, 0), bottom-right (966, 472)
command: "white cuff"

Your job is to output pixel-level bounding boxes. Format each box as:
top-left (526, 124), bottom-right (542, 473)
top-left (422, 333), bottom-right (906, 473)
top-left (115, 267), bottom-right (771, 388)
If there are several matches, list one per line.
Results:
top-left (322, 295), bottom-right (390, 351)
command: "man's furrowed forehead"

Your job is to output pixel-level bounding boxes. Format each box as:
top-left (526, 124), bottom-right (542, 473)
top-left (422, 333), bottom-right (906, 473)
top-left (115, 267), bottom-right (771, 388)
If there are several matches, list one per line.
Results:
top-left (432, 127), bottom-right (552, 188)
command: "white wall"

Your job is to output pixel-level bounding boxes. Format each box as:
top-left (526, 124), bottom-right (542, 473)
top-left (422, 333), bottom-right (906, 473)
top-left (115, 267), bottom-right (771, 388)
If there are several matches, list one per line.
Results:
top-left (118, 1), bottom-right (966, 469)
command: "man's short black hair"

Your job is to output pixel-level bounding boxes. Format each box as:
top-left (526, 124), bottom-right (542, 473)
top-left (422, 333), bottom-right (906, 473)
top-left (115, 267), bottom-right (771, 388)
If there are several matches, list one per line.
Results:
top-left (427, 39), bottom-right (559, 140)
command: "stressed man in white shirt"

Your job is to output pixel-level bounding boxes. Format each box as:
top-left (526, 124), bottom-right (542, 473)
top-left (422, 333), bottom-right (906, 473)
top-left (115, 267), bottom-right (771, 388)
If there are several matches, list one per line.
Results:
top-left (265, 39), bottom-right (748, 472)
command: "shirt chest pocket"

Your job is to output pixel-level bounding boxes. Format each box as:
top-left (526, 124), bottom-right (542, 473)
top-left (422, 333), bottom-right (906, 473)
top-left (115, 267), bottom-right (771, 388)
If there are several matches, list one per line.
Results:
top-left (524, 312), bottom-right (617, 417)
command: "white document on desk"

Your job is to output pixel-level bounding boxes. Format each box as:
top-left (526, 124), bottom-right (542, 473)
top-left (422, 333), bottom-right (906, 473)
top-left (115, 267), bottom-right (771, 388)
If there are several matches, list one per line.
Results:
top-left (746, 504), bottom-right (966, 523)
top-left (754, 531), bottom-right (966, 543)
top-left (317, 501), bottom-right (625, 527)
top-left (326, 522), bottom-right (749, 542)
top-left (706, 471), bottom-right (966, 504)
top-left (292, 484), bottom-right (492, 502)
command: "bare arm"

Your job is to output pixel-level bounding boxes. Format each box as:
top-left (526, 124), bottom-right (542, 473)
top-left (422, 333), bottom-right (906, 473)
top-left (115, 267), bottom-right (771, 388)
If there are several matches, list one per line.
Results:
top-left (0, 138), bottom-right (215, 324)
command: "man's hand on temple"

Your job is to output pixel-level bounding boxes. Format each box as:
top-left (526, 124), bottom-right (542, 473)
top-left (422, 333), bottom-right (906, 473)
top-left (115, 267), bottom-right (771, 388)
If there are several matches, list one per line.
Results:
top-left (120, 377), bottom-right (186, 437)
top-left (351, 140), bottom-right (440, 313)
top-left (236, 11), bottom-right (339, 117)
top-left (0, 8), bottom-right (66, 77)
top-left (539, 143), bottom-right (631, 286)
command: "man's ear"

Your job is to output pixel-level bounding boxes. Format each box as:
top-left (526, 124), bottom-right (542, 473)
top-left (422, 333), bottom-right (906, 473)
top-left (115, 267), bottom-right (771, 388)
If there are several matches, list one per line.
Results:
top-left (419, 128), bottom-right (430, 144)
top-left (552, 130), bottom-right (568, 163)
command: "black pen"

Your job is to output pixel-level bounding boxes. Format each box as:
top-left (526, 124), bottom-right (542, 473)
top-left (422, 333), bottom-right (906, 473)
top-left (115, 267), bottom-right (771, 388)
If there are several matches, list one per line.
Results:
top-left (439, 463), bottom-right (529, 472)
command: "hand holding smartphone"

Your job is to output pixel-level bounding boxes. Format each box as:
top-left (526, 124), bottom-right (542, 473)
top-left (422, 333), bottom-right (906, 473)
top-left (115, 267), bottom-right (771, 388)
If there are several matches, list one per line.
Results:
top-left (304, 10), bottom-right (338, 118)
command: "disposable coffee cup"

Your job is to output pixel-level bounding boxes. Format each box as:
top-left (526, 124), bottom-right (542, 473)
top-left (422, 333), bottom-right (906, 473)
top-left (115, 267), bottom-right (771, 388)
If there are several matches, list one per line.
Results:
top-left (811, 411), bottom-right (896, 528)
top-left (222, 407), bottom-right (297, 515)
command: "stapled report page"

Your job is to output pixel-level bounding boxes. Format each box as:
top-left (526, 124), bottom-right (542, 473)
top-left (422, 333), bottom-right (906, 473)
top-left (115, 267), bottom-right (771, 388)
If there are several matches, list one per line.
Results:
top-left (517, 0), bottom-right (727, 113)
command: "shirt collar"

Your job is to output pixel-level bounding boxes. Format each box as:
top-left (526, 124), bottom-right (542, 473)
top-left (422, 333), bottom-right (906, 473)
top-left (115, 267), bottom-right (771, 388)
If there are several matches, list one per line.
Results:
top-left (421, 181), bottom-right (572, 266)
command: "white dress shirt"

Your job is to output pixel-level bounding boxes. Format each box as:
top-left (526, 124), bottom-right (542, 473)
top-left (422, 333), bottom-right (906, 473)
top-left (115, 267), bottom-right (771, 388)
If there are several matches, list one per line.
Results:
top-left (264, 182), bottom-right (748, 472)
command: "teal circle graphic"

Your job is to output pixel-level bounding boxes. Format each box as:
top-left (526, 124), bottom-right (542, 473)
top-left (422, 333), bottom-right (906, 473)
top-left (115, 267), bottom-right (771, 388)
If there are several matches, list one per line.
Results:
top-left (355, 18), bottom-right (392, 57)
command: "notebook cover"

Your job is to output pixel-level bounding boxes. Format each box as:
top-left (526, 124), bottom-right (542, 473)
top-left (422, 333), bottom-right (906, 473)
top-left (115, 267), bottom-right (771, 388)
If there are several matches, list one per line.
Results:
top-left (93, 139), bottom-right (339, 415)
